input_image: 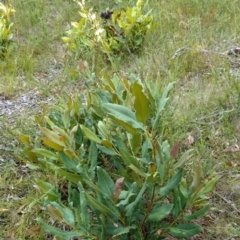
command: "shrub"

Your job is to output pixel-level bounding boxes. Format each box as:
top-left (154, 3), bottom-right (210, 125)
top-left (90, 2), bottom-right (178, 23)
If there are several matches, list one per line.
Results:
top-left (0, 2), bottom-right (15, 57)
top-left (62, 0), bottom-right (154, 63)
top-left (19, 68), bottom-right (219, 239)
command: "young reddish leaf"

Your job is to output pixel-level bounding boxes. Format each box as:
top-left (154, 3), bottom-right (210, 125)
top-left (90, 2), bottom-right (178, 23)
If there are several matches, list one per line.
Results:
top-left (171, 141), bottom-right (180, 159)
top-left (114, 177), bottom-right (124, 200)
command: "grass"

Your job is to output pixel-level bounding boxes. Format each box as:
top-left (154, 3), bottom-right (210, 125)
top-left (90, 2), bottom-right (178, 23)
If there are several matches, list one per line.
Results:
top-left (0, 0), bottom-right (240, 239)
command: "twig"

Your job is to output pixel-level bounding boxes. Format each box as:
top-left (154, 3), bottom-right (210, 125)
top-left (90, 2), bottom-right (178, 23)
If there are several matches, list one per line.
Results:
top-left (214, 191), bottom-right (240, 214)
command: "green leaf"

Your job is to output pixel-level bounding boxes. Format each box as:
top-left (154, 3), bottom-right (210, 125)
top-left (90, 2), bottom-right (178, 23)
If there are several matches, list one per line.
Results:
top-left (78, 182), bottom-right (90, 230)
top-left (173, 149), bottom-right (194, 169)
top-left (202, 176), bottom-right (220, 194)
top-left (126, 184), bottom-right (146, 216)
top-left (32, 148), bottom-right (58, 160)
top-left (172, 187), bottom-right (188, 218)
top-left (184, 205), bottom-right (210, 221)
top-left (153, 82), bottom-right (174, 128)
top-left (159, 169), bottom-right (183, 196)
top-left (57, 169), bottom-right (83, 184)
top-left (130, 133), bottom-right (142, 154)
top-left (119, 148), bottom-right (139, 167)
top-left (85, 192), bottom-right (111, 214)
top-left (37, 218), bottom-right (84, 239)
top-left (113, 226), bottom-right (137, 238)
top-left (37, 180), bottom-right (60, 201)
top-left (59, 151), bottom-right (78, 171)
top-left (131, 81), bottom-right (151, 124)
top-left (50, 202), bottom-right (75, 227)
top-left (103, 103), bottom-right (144, 131)
top-left (39, 126), bottom-right (65, 147)
top-left (39, 137), bottom-right (64, 151)
top-left (169, 223), bottom-right (202, 238)
top-left (89, 141), bottom-right (98, 173)
top-left (117, 190), bottom-right (136, 207)
top-left (148, 204), bottom-right (173, 222)
top-left (109, 115), bottom-right (140, 134)
top-left (80, 125), bottom-right (102, 144)
top-left (97, 167), bottom-right (114, 199)
top-left (128, 164), bottom-right (147, 178)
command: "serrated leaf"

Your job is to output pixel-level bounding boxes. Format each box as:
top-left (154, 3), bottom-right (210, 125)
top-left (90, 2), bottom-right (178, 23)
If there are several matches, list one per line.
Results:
top-left (184, 205), bottom-right (210, 221)
top-left (97, 167), bottom-right (114, 199)
top-left (159, 169), bottom-right (183, 196)
top-left (37, 218), bottom-right (83, 239)
top-left (131, 81), bottom-right (151, 124)
top-left (113, 226), bottom-right (136, 238)
top-left (148, 204), bottom-right (173, 222)
top-left (169, 223), bottom-right (202, 238)
top-left (85, 192), bottom-right (111, 214)
top-left (80, 125), bottom-right (101, 143)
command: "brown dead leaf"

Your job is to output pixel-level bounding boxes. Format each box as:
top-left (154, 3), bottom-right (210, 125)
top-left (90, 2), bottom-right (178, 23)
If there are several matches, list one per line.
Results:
top-left (27, 225), bottom-right (41, 236)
